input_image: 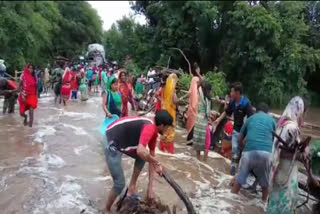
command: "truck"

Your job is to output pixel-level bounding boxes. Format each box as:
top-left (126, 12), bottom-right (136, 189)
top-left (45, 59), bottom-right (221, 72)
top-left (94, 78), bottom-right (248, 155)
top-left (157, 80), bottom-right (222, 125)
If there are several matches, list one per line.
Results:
top-left (86, 43), bottom-right (106, 67)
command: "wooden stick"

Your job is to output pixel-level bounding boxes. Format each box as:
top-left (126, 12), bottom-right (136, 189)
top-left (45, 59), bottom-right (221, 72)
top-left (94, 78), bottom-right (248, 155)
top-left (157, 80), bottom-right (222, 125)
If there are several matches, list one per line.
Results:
top-left (170, 48), bottom-right (192, 76)
top-left (162, 170), bottom-right (196, 214)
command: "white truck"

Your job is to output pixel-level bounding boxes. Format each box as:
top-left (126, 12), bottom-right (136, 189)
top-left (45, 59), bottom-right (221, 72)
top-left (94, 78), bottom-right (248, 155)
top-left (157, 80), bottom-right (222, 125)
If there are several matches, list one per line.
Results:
top-left (86, 44), bottom-right (106, 67)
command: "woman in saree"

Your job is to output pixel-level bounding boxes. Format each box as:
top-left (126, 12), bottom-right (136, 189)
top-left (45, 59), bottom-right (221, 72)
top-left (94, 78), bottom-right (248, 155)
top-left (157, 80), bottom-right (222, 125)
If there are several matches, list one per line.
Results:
top-left (135, 75), bottom-right (145, 100)
top-left (93, 69), bottom-right (100, 94)
top-left (101, 69), bottom-right (108, 91)
top-left (102, 75), bottom-right (122, 118)
top-left (186, 76), bottom-right (200, 142)
top-left (186, 62), bottom-right (204, 143)
top-left (193, 80), bottom-right (212, 161)
top-left (267, 96), bottom-right (309, 214)
top-left (79, 71), bottom-right (89, 101)
top-left (61, 64), bottom-right (72, 106)
top-left (118, 71), bottom-right (134, 117)
top-left (18, 64), bottom-right (38, 127)
top-left (159, 73), bottom-right (178, 154)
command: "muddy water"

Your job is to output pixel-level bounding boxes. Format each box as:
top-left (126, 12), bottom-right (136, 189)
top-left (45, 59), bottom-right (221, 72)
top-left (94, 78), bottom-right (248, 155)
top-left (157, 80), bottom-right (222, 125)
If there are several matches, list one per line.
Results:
top-left (0, 94), bottom-right (318, 214)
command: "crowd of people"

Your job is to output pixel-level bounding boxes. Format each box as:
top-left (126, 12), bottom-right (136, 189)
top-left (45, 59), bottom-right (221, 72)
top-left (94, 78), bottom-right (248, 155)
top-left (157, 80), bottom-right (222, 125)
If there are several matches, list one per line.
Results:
top-left (0, 59), bottom-right (319, 214)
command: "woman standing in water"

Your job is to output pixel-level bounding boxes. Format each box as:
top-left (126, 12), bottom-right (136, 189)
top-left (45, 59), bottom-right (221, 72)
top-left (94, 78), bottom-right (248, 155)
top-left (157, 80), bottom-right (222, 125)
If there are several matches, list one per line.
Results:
top-left (118, 71), bottom-right (134, 117)
top-left (61, 63), bottom-right (72, 106)
top-left (186, 62), bottom-right (203, 143)
top-left (36, 69), bottom-right (44, 98)
top-left (193, 80), bottom-right (212, 162)
top-left (18, 64), bottom-right (38, 127)
top-left (102, 75), bottom-right (122, 118)
top-left (79, 70), bottom-right (89, 101)
top-left (267, 96), bottom-right (309, 214)
top-left (101, 69), bottom-right (108, 91)
top-left (159, 73), bottom-right (178, 154)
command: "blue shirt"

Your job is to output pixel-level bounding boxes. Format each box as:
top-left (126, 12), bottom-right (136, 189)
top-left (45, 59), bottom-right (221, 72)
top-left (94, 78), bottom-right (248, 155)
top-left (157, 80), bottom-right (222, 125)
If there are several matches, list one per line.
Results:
top-left (226, 96), bottom-right (253, 132)
top-left (86, 69), bottom-right (93, 80)
top-left (240, 112), bottom-right (276, 153)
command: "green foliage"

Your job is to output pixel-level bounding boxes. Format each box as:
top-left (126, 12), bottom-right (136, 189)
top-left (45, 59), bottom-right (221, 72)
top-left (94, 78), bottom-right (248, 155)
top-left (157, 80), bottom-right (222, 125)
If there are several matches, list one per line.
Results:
top-left (124, 60), bottom-right (144, 76)
top-left (177, 73), bottom-right (192, 91)
top-left (205, 71), bottom-right (228, 97)
top-left (0, 1), bottom-right (102, 73)
top-left (2, 1), bottom-right (320, 107)
top-left (103, 16), bottom-right (156, 72)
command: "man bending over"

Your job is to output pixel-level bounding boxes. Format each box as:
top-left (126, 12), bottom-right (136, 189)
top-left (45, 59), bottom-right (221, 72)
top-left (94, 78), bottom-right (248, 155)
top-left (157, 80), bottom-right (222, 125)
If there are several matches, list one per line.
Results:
top-left (102, 110), bottom-right (173, 213)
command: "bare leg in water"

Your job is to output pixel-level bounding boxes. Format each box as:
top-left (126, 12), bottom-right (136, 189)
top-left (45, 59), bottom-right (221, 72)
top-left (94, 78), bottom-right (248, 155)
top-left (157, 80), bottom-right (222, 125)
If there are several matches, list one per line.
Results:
top-left (21, 112), bottom-right (28, 126)
top-left (105, 189), bottom-right (116, 214)
top-left (28, 108), bottom-right (34, 127)
top-left (128, 165), bottom-right (143, 196)
top-left (204, 150), bottom-right (209, 162)
top-left (196, 151), bottom-right (201, 161)
top-left (105, 165), bottom-right (142, 213)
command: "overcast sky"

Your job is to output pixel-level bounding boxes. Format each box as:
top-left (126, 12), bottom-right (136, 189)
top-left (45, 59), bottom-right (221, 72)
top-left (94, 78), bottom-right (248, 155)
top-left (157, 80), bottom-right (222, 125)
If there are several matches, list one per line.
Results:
top-left (88, 1), bottom-right (146, 30)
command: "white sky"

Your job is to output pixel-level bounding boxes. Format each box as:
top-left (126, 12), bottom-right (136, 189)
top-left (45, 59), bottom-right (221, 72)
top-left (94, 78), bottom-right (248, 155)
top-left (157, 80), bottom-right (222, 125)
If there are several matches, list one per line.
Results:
top-left (88, 1), bottom-right (146, 30)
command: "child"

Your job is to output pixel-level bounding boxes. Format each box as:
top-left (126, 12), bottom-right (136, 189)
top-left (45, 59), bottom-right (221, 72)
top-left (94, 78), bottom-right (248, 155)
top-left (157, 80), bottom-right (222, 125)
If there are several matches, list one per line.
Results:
top-left (70, 69), bottom-right (79, 100)
top-left (220, 120), bottom-right (233, 159)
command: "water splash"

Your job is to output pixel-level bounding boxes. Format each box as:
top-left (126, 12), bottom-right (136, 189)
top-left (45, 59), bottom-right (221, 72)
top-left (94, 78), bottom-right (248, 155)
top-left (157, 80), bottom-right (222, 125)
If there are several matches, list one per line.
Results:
top-left (61, 123), bottom-right (88, 135)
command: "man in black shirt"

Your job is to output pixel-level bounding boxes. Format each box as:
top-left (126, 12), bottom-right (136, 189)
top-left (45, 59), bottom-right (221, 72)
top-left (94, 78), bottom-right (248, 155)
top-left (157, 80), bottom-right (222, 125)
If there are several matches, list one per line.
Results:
top-left (102, 110), bottom-right (173, 213)
top-left (214, 82), bottom-right (254, 175)
top-left (0, 78), bottom-right (18, 114)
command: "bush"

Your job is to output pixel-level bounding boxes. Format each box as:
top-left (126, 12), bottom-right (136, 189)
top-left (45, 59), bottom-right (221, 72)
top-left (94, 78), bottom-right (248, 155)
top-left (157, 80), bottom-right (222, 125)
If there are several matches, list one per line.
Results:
top-left (177, 72), bottom-right (192, 91)
top-left (125, 60), bottom-right (144, 77)
top-left (204, 71), bottom-right (228, 97)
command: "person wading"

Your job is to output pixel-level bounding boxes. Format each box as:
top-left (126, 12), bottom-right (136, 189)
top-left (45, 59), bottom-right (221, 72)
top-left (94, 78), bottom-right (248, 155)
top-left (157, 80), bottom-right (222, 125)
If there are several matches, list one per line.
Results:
top-left (61, 62), bottom-right (72, 106)
top-left (192, 80), bottom-right (215, 162)
top-left (102, 110), bottom-right (172, 213)
top-left (0, 77), bottom-right (18, 114)
top-left (186, 63), bottom-right (203, 144)
top-left (231, 103), bottom-right (276, 201)
top-left (118, 71), bottom-right (135, 117)
top-left (159, 73), bottom-right (178, 154)
top-left (214, 82), bottom-right (254, 175)
top-left (18, 64), bottom-right (38, 127)
top-left (267, 96), bottom-right (310, 214)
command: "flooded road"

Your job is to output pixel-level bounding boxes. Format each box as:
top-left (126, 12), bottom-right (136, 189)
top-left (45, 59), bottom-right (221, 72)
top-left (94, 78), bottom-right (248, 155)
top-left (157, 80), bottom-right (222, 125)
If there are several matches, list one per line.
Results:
top-left (0, 93), bottom-right (318, 214)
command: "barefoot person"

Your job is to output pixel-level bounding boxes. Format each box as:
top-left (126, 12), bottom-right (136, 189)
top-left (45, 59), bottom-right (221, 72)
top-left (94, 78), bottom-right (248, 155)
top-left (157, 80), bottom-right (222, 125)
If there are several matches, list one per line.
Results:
top-left (102, 110), bottom-right (173, 213)
top-left (231, 103), bottom-right (276, 201)
top-left (159, 73), bottom-right (178, 154)
top-left (18, 64), bottom-right (38, 127)
top-left (61, 62), bottom-right (72, 106)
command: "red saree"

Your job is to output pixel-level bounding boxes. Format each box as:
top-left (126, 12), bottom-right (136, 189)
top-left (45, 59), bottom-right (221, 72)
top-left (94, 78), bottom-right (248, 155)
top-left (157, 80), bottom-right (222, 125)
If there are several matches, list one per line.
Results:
top-left (61, 68), bottom-right (72, 101)
top-left (119, 81), bottom-right (131, 117)
top-left (18, 65), bottom-right (38, 114)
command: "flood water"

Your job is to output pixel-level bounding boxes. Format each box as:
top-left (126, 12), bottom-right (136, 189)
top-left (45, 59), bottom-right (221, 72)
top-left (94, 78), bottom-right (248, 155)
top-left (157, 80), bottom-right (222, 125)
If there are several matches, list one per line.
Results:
top-left (0, 93), bottom-right (319, 214)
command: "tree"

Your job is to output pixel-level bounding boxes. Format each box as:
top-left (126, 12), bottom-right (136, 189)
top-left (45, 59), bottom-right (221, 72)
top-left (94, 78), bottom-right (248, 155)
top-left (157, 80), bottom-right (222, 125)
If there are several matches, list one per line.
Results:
top-left (0, 1), bottom-right (103, 73)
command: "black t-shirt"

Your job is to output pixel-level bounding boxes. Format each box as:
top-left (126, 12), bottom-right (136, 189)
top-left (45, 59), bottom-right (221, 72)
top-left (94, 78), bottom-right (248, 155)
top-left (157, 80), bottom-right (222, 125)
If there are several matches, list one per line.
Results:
top-left (106, 116), bottom-right (158, 158)
top-left (225, 96), bottom-right (253, 132)
top-left (0, 78), bottom-right (8, 90)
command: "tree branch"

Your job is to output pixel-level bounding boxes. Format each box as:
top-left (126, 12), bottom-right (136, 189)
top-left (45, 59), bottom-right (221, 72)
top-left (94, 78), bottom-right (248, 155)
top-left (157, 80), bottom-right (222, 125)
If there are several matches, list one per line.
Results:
top-left (170, 48), bottom-right (192, 76)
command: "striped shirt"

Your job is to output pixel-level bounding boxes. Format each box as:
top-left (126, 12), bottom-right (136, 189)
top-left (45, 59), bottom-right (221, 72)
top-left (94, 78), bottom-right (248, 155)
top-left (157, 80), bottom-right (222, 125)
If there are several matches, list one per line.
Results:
top-left (106, 116), bottom-right (158, 158)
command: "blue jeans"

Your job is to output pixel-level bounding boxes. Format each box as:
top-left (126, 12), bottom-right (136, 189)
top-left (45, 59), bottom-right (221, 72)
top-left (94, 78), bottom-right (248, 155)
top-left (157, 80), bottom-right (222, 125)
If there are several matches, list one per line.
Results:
top-left (232, 130), bottom-right (240, 157)
top-left (71, 90), bottom-right (77, 99)
top-left (102, 135), bottom-right (145, 196)
top-left (236, 151), bottom-right (272, 188)
top-left (230, 130), bottom-right (240, 175)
